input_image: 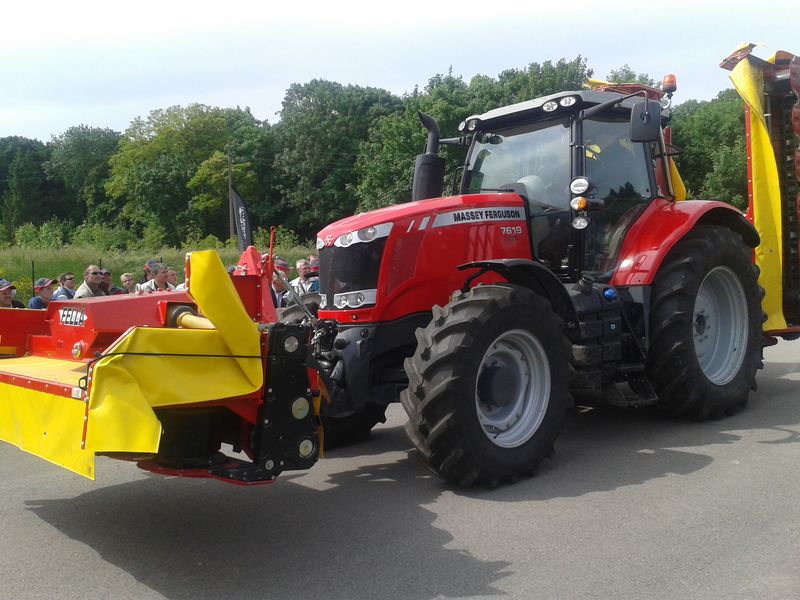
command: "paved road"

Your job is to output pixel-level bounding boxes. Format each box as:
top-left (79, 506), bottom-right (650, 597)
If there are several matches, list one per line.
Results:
top-left (1, 344), bottom-right (799, 600)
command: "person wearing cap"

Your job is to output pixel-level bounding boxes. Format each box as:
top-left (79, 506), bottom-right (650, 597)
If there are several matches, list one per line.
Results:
top-left (53, 272), bottom-right (77, 300)
top-left (0, 279), bottom-right (24, 308)
top-left (271, 257), bottom-right (291, 308)
top-left (140, 259), bottom-right (159, 285)
top-left (99, 269), bottom-right (125, 295)
top-left (28, 278), bottom-right (56, 309)
top-left (74, 265), bottom-right (108, 299)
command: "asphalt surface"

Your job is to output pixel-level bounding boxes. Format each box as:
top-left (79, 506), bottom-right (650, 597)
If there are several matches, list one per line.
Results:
top-left (1, 343), bottom-right (799, 600)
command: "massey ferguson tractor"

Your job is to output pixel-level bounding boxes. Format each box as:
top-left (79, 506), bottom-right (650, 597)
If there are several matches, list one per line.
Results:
top-left (308, 45), bottom-right (799, 486)
top-left (0, 45), bottom-right (796, 488)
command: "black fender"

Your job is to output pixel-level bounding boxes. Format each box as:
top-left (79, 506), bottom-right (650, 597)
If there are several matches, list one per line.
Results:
top-left (458, 259), bottom-right (577, 325)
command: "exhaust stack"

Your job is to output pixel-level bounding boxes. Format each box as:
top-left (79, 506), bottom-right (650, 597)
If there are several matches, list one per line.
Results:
top-left (411, 112), bottom-right (446, 202)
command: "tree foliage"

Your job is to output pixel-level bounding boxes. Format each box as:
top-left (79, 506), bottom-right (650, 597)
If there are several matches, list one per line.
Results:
top-left (606, 64), bottom-right (656, 85)
top-left (45, 126), bottom-right (121, 223)
top-left (670, 88), bottom-right (745, 207)
top-left (273, 79), bottom-right (402, 234)
top-left (0, 55), bottom-right (750, 249)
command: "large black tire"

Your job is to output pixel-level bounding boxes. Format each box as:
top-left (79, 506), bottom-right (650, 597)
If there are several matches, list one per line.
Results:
top-left (279, 292), bottom-right (386, 447)
top-left (401, 284), bottom-right (571, 487)
top-left (319, 403), bottom-right (388, 449)
top-left (278, 292), bottom-right (321, 323)
top-left (647, 225), bottom-right (763, 419)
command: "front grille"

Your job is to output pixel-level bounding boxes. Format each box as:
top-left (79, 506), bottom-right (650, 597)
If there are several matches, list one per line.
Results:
top-left (319, 238), bottom-right (387, 309)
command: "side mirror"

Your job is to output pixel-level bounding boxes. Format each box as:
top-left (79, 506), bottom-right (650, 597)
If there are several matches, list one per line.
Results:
top-left (630, 100), bottom-right (662, 142)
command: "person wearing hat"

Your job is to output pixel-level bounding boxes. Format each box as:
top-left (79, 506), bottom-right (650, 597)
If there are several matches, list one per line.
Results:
top-left (28, 278), bottom-right (56, 309)
top-left (0, 279), bottom-right (24, 308)
top-left (99, 269), bottom-right (125, 295)
top-left (140, 259), bottom-right (159, 285)
top-left (271, 257), bottom-right (291, 308)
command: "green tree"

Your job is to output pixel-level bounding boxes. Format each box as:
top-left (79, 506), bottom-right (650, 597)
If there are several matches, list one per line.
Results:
top-left (670, 88), bottom-right (745, 205)
top-left (45, 125), bottom-right (121, 223)
top-left (273, 80), bottom-right (401, 235)
top-left (0, 137), bottom-right (63, 241)
top-left (105, 105), bottom-right (269, 245)
top-left (606, 64), bottom-right (656, 85)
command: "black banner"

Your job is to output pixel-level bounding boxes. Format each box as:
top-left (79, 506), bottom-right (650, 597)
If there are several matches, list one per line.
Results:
top-left (230, 187), bottom-right (253, 251)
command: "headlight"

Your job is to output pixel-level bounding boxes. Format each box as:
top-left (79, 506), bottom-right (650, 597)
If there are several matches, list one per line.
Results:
top-left (319, 295), bottom-right (327, 309)
top-left (331, 289), bottom-right (377, 309)
top-left (559, 96), bottom-right (577, 107)
top-left (466, 118), bottom-right (480, 131)
top-left (337, 232), bottom-right (354, 247)
top-left (357, 226), bottom-right (377, 242)
top-left (569, 177), bottom-right (591, 195)
top-left (334, 223), bottom-right (393, 247)
top-left (572, 216), bottom-right (590, 230)
top-left (316, 238), bottom-right (325, 250)
top-left (542, 101), bottom-right (558, 112)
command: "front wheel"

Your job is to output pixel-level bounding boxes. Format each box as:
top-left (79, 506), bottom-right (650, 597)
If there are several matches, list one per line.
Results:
top-left (401, 284), bottom-right (571, 486)
top-left (647, 225), bottom-right (763, 419)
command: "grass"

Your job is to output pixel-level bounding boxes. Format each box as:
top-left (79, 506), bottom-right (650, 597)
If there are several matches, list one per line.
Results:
top-left (0, 243), bottom-right (315, 301)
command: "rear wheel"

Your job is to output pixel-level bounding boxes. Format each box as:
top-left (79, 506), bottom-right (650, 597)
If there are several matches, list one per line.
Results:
top-left (401, 284), bottom-right (571, 486)
top-left (647, 226), bottom-right (763, 419)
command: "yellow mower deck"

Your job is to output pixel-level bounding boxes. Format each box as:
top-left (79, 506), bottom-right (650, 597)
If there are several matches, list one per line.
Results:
top-left (0, 251), bottom-right (263, 479)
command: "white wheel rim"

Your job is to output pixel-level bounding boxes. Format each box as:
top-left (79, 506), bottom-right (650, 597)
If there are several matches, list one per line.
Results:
top-left (475, 329), bottom-right (550, 448)
top-left (693, 266), bottom-right (749, 385)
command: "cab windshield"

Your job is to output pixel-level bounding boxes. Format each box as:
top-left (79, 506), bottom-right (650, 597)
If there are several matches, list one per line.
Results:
top-left (463, 118), bottom-right (572, 211)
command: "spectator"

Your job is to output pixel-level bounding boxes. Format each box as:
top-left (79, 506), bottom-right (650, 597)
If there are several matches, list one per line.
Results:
top-left (290, 259), bottom-right (314, 295)
top-left (53, 272), bottom-right (77, 300)
top-left (167, 268), bottom-right (179, 287)
top-left (271, 257), bottom-right (291, 308)
top-left (306, 259), bottom-right (320, 293)
top-left (120, 273), bottom-right (136, 294)
top-left (137, 263), bottom-right (175, 293)
top-left (74, 265), bottom-right (107, 299)
top-left (140, 259), bottom-right (160, 285)
top-left (99, 269), bottom-right (125, 295)
top-left (28, 278), bottom-right (56, 309)
top-left (0, 279), bottom-right (24, 308)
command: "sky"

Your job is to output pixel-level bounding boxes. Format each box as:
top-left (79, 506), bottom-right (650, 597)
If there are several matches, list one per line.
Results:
top-left (1, 0), bottom-right (796, 142)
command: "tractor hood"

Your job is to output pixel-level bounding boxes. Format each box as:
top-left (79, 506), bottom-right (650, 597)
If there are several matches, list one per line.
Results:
top-left (316, 193), bottom-right (526, 250)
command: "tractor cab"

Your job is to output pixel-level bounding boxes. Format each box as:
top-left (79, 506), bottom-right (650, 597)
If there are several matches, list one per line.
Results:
top-left (458, 88), bottom-right (669, 282)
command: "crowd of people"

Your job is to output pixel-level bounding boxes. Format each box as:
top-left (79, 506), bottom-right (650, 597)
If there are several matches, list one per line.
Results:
top-left (270, 256), bottom-right (319, 309)
top-left (0, 260), bottom-right (183, 310)
top-left (0, 255), bottom-right (319, 311)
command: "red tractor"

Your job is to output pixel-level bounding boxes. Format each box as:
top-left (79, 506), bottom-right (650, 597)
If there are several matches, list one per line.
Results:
top-left (1, 46), bottom-right (795, 489)
top-left (310, 50), bottom-right (799, 486)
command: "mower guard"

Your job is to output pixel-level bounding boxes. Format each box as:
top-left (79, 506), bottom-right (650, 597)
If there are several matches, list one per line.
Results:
top-left (0, 251), bottom-right (263, 479)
